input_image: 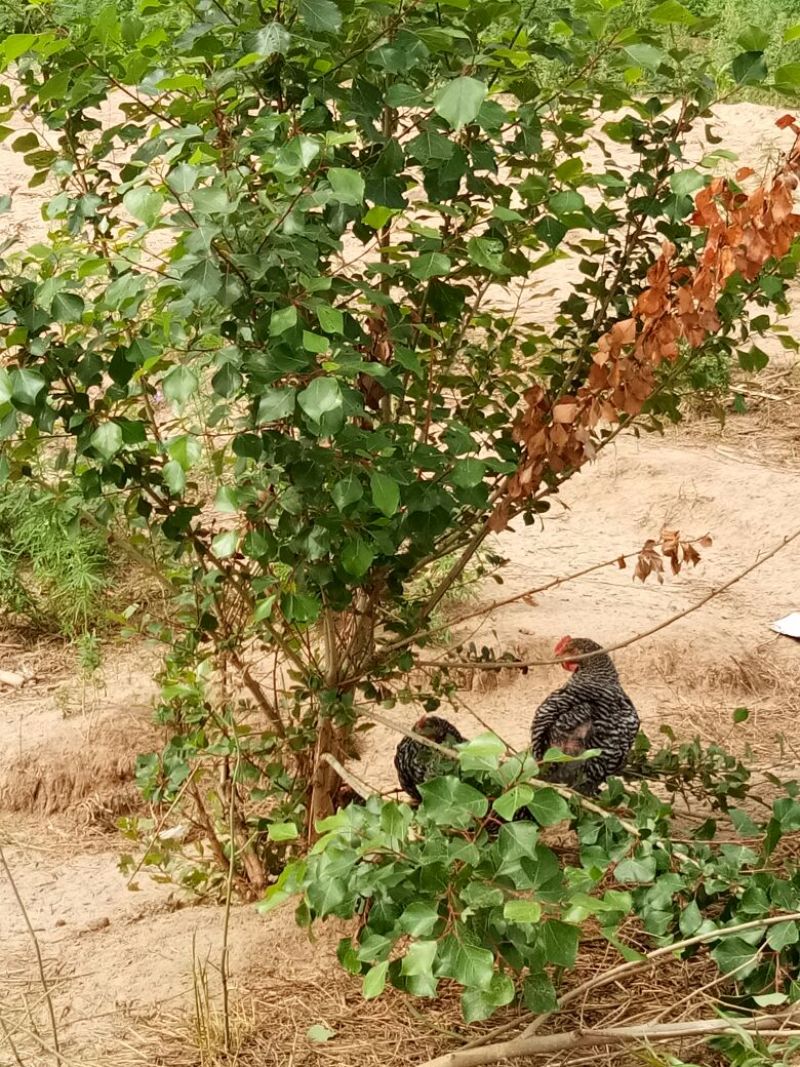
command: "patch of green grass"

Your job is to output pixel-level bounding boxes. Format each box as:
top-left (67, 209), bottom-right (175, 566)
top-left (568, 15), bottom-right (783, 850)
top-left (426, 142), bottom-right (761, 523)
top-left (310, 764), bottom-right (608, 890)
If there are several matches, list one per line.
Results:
top-left (0, 481), bottom-right (110, 637)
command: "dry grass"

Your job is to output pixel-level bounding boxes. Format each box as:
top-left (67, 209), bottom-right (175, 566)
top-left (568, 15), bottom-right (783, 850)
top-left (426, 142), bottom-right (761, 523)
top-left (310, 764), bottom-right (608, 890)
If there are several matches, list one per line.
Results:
top-left (677, 361), bottom-right (800, 472)
top-left (110, 927), bottom-right (736, 1067)
top-left (0, 714), bottom-right (161, 822)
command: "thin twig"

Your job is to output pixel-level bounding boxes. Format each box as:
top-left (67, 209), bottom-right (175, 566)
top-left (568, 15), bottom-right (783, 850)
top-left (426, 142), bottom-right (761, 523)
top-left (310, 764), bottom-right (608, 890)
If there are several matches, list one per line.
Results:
top-left (380, 533), bottom-right (712, 655)
top-left (0, 844), bottom-right (61, 1061)
top-left (320, 753), bottom-right (373, 801)
top-left (415, 527), bottom-right (800, 671)
top-left (0, 1005), bottom-right (26, 1067)
top-left (125, 765), bottom-right (200, 889)
top-left (457, 910), bottom-right (800, 1059)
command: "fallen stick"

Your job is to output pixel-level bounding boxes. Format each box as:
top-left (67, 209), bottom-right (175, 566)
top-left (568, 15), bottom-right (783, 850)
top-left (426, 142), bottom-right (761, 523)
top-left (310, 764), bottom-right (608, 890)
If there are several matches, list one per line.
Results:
top-left (418, 1012), bottom-right (800, 1067)
top-left (0, 670), bottom-right (25, 689)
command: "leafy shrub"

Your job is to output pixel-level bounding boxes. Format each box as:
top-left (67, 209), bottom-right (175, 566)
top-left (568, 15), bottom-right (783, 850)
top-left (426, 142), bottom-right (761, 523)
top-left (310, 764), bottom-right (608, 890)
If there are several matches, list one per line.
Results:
top-left (1, 0), bottom-right (799, 899)
top-left (268, 732), bottom-right (800, 1032)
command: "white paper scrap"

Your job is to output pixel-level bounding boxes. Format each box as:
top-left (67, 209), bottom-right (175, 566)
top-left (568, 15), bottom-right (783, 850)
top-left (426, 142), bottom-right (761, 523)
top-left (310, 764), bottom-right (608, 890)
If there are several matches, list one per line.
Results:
top-left (771, 613), bottom-right (800, 638)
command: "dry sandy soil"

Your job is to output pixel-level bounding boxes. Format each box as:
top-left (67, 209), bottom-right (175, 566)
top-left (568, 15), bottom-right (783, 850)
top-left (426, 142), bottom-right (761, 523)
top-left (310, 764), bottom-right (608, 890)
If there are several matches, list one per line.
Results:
top-left (1, 98), bottom-right (800, 1067)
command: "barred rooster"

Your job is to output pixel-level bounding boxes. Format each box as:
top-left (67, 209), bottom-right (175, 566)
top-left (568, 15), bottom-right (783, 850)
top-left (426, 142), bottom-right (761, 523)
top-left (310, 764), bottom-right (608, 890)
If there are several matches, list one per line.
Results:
top-left (394, 715), bottom-right (465, 802)
top-left (531, 636), bottom-right (639, 796)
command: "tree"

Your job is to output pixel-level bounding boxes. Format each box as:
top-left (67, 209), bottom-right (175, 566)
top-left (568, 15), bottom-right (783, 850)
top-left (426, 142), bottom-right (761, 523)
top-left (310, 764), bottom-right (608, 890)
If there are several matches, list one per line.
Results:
top-left (0, 0), bottom-right (798, 896)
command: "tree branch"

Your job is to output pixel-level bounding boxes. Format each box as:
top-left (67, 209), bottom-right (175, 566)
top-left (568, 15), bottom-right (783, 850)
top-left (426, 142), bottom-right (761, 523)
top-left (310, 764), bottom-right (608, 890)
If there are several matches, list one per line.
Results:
top-left (451, 910), bottom-right (800, 1060)
top-left (380, 533), bottom-right (712, 656)
top-left (414, 526), bottom-right (800, 671)
top-left (419, 1012), bottom-right (800, 1067)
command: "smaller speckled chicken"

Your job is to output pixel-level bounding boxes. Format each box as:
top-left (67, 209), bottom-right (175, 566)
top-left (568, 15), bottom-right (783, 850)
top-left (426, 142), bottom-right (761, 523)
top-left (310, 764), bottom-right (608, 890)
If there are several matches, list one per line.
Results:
top-left (394, 715), bottom-right (465, 802)
top-left (531, 636), bottom-right (640, 796)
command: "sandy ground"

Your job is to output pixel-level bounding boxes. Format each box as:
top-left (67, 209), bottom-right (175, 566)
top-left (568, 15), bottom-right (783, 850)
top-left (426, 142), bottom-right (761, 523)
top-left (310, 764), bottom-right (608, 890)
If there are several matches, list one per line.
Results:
top-left (1, 95), bottom-right (800, 1066)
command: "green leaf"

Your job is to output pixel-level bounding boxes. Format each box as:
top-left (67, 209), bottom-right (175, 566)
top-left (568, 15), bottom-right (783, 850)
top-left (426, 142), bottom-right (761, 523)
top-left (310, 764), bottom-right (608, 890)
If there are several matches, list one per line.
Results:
top-left (408, 129), bottom-right (454, 165)
top-left (270, 306), bottom-right (298, 335)
top-left (317, 305), bottom-right (344, 334)
top-left (0, 369), bottom-right (12, 404)
top-left (436, 936), bottom-right (495, 990)
top-left (458, 732), bottom-right (505, 772)
top-left (252, 594), bottom-right (277, 623)
top-left (728, 807), bottom-right (759, 836)
top-left (168, 163), bottom-right (198, 195)
top-left (332, 473), bottom-right (363, 510)
top-left (51, 292), bottom-right (84, 322)
top-left (534, 216), bottom-right (567, 250)
top-left (548, 190), bottom-right (585, 216)
top-left (401, 938), bottom-right (439, 994)
top-left (328, 168), bottom-right (365, 205)
top-left (370, 471), bottom-right (400, 517)
top-left (733, 707), bottom-right (749, 724)
top-left (362, 960), bottom-right (388, 1000)
top-left (503, 899), bottom-right (542, 924)
top-left (523, 973), bottom-right (558, 1013)
top-left (215, 485), bottom-right (239, 512)
top-left (650, 0), bottom-right (697, 24)
top-left (362, 205), bottom-right (397, 229)
top-left (753, 991), bottom-right (788, 1007)
top-left (775, 63), bottom-right (800, 91)
top-left (212, 530), bottom-right (238, 558)
top-left (528, 788), bottom-right (571, 827)
top-left (183, 260), bottom-right (223, 302)
top-left (451, 458), bottom-right (485, 488)
top-left (493, 784), bottom-right (535, 821)
top-left (0, 34), bottom-right (37, 64)
top-left (614, 854), bottom-right (657, 884)
top-left (341, 537), bottom-right (375, 578)
top-left (623, 44), bottom-right (666, 71)
top-left (399, 903), bottom-right (441, 937)
top-left (306, 1023), bottom-right (335, 1043)
top-left (297, 0), bottom-right (341, 32)
top-left (738, 27), bottom-right (771, 51)
top-left (303, 330), bottom-right (329, 354)
top-left (732, 51), bottom-right (768, 86)
top-left (433, 77), bottom-right (487, 131)
top-left (163, 366), bottom-right (199, 404)
top-left (785, 25), bottom-right (800, 43)
top-left (418, 776), bottom-right (488, 827)
top-left (669, 169), bottom-right (705, 197)
top-left (711, 935), bottom-right (759, 977)
top-left (679, 900), bottom-right (703, 937)
top-left (162, 460), bottom-right (185, 494)
top-left (123, 186), bottom-right (164, 227)
top-left (254, 22), bottom-right (291, 56)
top-left (410, 252), bottom-right (451, 280)
top-left (461, 973), bottom-right (514, 1022)
top-left (167, 434), bottom-right (202, 471)
top-left (298, 377), bottom-right (343, 422)
top-left (767, 920), bottom-right (799, 951)
top-left (91, 422), bottom-right (123, 460)
top-left (268, 821), bottom-right (299, 841)
top-left (538, 920), bottom-right (579, 967)
top-left (256, 388), bottom-right (296, 424)
top-left (281, 592), bottom-right (321, 624)
top-left (11, 368), bottom-right (45, 405)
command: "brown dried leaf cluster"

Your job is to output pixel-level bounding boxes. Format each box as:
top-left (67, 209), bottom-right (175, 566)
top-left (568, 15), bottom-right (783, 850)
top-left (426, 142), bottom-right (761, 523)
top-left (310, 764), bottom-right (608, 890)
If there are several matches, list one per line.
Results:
top-left (633, 530), bottom-right (712, 584)
top-left (491, 121), bottom-right (800, 532)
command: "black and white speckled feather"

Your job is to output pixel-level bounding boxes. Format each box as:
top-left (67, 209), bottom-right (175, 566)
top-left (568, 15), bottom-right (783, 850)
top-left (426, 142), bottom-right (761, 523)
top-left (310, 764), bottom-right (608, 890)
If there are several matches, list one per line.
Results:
top-left (395, 716), bottom-right (466, 802)
top-left (531, 638), bottom-right (639, 796)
